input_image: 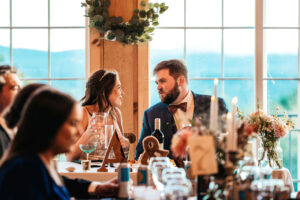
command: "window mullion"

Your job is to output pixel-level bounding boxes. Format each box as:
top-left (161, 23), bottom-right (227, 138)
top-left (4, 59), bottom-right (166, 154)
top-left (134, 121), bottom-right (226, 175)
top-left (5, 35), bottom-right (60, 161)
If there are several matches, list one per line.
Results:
top-left (221, 0), bottom-right (224, 98)
top-left (9, 0), bottom-right (12, 66)
top-left (48, 0), bottom-right (51, 85)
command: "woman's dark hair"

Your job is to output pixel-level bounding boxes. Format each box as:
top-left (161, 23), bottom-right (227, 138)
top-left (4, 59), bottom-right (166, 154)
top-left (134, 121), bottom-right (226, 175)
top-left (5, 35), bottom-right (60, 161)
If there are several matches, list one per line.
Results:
top-left (81, 69), bottom-right (118, 112)
top-left (5, 87), bottom-right (76, 161)
top-left (4, 83), bottom-right (46, 129)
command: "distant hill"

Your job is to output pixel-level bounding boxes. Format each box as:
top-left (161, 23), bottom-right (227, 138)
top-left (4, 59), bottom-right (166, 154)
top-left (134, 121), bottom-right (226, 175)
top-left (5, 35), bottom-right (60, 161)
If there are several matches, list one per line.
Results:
top-left (0, 45), bottom-right (85, 79)
top-left (0, 45), bottom-right (297, 113)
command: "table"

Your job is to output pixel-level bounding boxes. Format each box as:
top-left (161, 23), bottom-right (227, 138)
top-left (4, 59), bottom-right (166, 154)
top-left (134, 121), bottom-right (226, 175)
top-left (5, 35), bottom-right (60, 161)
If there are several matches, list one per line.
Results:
top-left (272, 168), bottom-right (294, 192)
top-left (57, 161), bottom-right (137, 184)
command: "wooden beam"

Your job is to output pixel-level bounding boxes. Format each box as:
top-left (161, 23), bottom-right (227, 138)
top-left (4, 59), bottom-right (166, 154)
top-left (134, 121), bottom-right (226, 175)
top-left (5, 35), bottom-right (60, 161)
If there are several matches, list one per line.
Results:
top-left (88, 0), bottom-right (150, 160)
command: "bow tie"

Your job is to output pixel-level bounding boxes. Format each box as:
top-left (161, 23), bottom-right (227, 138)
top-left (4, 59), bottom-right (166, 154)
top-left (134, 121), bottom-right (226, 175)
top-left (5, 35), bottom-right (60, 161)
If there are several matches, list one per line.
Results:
top-left (168, 102), bottom-right (187, 114)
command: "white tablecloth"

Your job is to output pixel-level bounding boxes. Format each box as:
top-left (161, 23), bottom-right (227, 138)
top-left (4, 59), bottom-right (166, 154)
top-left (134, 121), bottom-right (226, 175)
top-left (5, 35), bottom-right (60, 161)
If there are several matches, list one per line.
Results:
top-left (57, 161), bottom-right (137, 184)
top-left (272, 168), bottom-right (294, 192)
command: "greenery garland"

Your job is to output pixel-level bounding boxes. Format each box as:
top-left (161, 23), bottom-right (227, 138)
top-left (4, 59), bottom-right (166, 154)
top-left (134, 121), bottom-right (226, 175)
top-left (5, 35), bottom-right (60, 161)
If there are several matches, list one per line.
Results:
top-left (81, 0), bottom-right (168, 45)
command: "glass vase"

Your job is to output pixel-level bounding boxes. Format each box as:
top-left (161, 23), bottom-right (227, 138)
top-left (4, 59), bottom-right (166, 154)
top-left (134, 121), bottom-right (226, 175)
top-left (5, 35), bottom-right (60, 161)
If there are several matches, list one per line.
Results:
top-left (258, 139), bottom-right (283, 169)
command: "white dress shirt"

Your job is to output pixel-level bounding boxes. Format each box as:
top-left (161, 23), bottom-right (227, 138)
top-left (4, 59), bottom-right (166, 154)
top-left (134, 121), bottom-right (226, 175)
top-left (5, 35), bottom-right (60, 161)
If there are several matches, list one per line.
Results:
top-left (170, 90), bottom-right (194, 130)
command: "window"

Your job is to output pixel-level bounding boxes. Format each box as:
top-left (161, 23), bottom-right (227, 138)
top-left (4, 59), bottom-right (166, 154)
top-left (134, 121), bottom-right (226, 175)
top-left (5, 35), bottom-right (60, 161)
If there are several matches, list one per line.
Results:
top-left (0, 0), bottom-right (86, 100)
top-left (150, 0), bottom-right (299, 189)
top-left (150, 0), bottom-right (255, 114)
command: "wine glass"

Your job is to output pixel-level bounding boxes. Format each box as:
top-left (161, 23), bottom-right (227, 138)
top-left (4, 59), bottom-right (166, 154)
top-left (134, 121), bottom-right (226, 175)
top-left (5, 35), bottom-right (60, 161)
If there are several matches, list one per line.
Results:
top-left (79, 142), bottom-right (97, 160)
top-left (151, 162), bottom-right (171, 192)
top-left (104, 124), bottom-right (114, 149)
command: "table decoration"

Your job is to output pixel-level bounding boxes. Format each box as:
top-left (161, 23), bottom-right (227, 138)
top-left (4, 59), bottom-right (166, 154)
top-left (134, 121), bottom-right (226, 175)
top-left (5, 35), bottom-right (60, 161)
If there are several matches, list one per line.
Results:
top-left (98, 130), bottom-right (127, 172)
top-left (138, 136), bottom-right (169, 165)
top-left (245, 107), bottom-right (294, 169)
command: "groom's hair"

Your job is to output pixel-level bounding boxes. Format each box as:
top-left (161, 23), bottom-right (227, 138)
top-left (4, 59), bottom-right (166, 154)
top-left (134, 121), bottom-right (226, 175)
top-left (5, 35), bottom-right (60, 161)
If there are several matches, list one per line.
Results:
top-left (153, 59), bottom-right (188, 84)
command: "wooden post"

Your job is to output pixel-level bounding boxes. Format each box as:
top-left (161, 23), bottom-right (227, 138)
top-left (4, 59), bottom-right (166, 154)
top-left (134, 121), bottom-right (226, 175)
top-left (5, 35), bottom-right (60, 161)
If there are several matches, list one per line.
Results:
top-left (89, 0), bottom-right (149, 161)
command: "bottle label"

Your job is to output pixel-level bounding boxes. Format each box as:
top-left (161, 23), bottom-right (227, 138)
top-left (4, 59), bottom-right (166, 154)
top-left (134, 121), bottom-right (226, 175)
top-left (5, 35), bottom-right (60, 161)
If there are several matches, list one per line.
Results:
top-left (159, 143), bottom-right (164, 150)
top-left (121, 168), bottom-right (130, 182)
top-left (137, 169), bottom-right (148, 185)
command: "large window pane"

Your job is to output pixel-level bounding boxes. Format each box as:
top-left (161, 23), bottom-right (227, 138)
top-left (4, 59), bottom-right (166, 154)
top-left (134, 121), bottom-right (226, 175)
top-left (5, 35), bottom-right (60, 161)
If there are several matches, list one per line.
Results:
top-left (51, 29), bottom-right (85, 78)
top-left (12, 0), bottom-right (47, 27)
top-left (0, 0), bottom-right (9, 27)
top-left (186, 0), bottom-right (221, 27)
top-left (224, 29), bottom-right (255, 78)
top-left (0, 29), bottom-right (10, 65)
top-left (189, 80), bottom-right (221, 97)
top-left (150, 29), bottom-right (184, 73)
top-left (150, 0), bottom-right (184, 27)
top-left (12, 29), bottom-right (48, 78)
top-left (150, 80), bottom-right (160, 105)
top-left (281, 130), bottom-right (299, 191)
top-left (224, 0), bottom-right (255, 27)
top-left (265, 30), bottom-right (298, 78)
top-left (186, 29), bottom-right (221, 78)
top-left (50, 0), bottom-right (85, 26)
top-left (51, 80), bottom-right (85, 100)
top-left (265, 0), bottom-right (298, 27)
top-left (224, 80), bottom-right (254, 114)
top-left (21, 80), bottom-right (48, 86)
top-left (266, 80), bottom-right (297, 114)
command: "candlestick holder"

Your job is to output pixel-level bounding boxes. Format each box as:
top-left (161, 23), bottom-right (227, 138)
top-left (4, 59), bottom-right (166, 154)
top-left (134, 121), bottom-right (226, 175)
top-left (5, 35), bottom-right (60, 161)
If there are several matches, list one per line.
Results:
top-left (228, 150), bottom-right (239, 165)
top-left (224, 150), bottom-right (240, 200)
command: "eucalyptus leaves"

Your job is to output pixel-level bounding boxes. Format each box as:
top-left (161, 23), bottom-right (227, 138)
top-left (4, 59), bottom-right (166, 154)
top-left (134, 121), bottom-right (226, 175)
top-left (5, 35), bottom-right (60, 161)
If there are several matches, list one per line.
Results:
top-left (81, 0), bottom-right (168, 45)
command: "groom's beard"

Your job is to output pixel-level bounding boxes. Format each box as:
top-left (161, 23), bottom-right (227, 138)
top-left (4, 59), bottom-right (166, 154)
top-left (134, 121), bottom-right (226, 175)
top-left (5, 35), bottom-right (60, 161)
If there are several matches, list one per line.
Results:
top-left (159, 82), bottom-right (180, 104)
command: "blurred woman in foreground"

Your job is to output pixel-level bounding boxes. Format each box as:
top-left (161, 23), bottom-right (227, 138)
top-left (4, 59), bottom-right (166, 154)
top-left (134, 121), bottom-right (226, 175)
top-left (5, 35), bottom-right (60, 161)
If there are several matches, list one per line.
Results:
top-left (0, 88), bottom-right (81, 199)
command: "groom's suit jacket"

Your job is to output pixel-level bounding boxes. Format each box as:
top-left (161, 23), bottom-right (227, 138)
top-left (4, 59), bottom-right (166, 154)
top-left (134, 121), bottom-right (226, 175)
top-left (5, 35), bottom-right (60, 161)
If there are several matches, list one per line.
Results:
top-left (135, 92), bottom-right (228, 160)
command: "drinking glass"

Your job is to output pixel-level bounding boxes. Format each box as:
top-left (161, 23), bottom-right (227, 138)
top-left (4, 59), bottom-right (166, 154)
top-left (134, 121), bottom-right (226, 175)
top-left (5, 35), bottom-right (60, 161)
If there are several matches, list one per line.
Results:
top-left (105, 124), bottom-right (114, 149)
top-left (91, 112), bottom-right (107, 138)
top-left (79, 142), bottom-right (97, 160)
top-left (152, 162), bottom-right (171, 192)
top-left (164, 179), bottom-right (192, 200)
top-left (91, 112), bottom-right (107, 159)
top-left (162, 167), bottom-right (186, 184)
top-left (149, 157), bottom-right (172, 170)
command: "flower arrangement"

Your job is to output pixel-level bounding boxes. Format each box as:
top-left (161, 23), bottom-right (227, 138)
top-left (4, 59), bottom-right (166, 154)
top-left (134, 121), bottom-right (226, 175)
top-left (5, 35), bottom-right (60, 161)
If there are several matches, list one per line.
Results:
top-left (81, 0), bottom-right (168, 45)
top-left (247, 108), bottom-right (294, 168)
top-left (170, 118), bottom-right (254, 178)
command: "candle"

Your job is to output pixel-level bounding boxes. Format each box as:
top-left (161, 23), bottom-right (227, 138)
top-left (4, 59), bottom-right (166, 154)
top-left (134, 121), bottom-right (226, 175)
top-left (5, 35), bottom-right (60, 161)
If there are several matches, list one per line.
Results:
top-left (226, 112), bottom-right (232, 151)
top-left (209, 79), bottom-right (220, 132)
top-left (231, 97), bottom-right (238, 151)
top-left (214, 78), bottom-right (218, 97)
top-left (210, 96), bottom-right (215, 131)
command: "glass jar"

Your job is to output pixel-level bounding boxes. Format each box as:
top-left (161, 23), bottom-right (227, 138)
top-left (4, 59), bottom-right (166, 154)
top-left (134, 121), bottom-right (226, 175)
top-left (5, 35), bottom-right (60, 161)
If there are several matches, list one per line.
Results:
top-left (258, 139), bottom-right (283, 169)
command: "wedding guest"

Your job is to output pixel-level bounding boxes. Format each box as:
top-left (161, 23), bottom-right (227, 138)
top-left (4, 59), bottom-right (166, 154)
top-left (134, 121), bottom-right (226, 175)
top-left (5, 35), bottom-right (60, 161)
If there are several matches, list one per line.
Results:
top-left (67, 69), bottom-right (130, 161)
top-left (135, 59), bottom-right (228, 160)
top-left (4, 84), bottom-right (119, 199)
top-left (0, 88), bottom-right (81, 199)
top-left (0, 65), bottom-right (21, 158)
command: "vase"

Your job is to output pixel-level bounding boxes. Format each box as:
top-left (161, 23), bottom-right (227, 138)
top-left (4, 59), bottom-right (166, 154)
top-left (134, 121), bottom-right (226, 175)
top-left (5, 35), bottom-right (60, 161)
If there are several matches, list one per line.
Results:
top-left (258, 139), bottom-right (283, 169)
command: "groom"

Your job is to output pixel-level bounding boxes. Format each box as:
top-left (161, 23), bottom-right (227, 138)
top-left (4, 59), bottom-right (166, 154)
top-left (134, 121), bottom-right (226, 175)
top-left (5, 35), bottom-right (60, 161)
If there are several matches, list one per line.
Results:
top-left (135, 59), bottom-right (228, 160)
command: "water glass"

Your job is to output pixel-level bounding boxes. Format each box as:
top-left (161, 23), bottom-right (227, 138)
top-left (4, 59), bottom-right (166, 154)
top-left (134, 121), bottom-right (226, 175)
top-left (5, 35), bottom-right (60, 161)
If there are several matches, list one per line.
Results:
top-left (164, 179), bottom-right (192, 200)
top-left (151, 162), bottom-right (171, 192)
top-left (105, 124), bottom-right (114, 149)
top-left (162, 167), bottom-right (186, 184)
top-left (149, 157), bottom-right (171, 170)
top-left (91, 112), bottom-right (107, 138)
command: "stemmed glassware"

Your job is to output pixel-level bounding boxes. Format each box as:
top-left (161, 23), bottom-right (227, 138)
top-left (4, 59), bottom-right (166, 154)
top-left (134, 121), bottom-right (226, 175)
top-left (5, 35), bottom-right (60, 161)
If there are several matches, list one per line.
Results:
top-left (79, 142), bottom-right (97, 160)
top-left (152, 161), bottom-right (171, 192)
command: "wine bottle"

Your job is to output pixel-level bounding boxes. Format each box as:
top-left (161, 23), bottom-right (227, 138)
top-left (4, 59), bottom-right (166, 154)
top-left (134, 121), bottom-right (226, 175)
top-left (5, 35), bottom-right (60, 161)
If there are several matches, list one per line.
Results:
top-left (151, 118), bottom-right (164, 149)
